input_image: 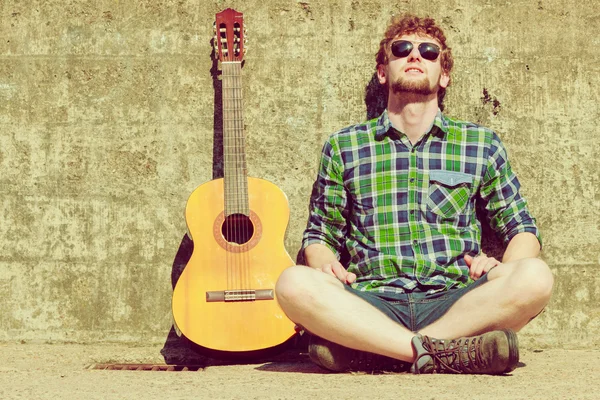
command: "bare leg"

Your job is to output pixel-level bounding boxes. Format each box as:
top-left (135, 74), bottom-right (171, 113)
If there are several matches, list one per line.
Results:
top-left (275, 265), bottom-right (416, 362)
top-left (420, 257), bottom-right (553, 339)
top-left (276, 258), bottom-right (552, 366)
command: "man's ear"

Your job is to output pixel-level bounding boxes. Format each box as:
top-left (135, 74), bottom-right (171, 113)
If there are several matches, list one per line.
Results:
top-left (439, 70), bottom-right (450, 89)
top-left (377, 64), bottom-right (387, 85)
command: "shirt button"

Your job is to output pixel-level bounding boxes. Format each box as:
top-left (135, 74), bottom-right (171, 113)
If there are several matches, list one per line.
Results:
top-left (413, 239), bottom-right (418, 245)
top-left (410, 178), bottom-right (415, 183)
top-left (410, 210), bottom-right (415, 215)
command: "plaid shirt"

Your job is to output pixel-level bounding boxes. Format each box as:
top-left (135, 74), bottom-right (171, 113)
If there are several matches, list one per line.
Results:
top-left (302, 109), bottom-right (541, 294)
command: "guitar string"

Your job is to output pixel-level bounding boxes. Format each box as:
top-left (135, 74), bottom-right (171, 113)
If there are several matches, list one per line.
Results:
top-left (231, 61), bottom-right (240, 292)
top-left (224, 61), bottom-right (231, 292)
top-left (231, 61), bottom-right (246, 292)
top-left (237, 60), bottom-right (249, 293)
top-left (226, 61), bottom-right (232, 291)
top-left (243, 62), bottom-right (250, 293)
top-left (233, 61), bottom-right (241, 293)
top-left (232, 61), bottom-right (242, 292)
top-left (238, 60), bottom-right (250, 293)
top-left (228, 62), bottom-right (237, 292)
top-left (235, 61), bottom-right (246, 292)
top-left (231, 61), bottom-right (237, 292)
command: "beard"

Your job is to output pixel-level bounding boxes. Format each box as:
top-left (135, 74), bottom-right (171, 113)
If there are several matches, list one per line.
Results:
top-left (390, 76), bottom-right (436, 96)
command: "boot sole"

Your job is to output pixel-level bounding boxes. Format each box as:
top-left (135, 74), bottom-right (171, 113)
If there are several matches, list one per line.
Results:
top-left (502, 329), bottom-right (519, 373)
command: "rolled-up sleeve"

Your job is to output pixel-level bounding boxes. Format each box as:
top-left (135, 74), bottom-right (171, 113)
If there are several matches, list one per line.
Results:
top-left (301, 139), bottom-right (349, 259)
top-left (480, 133), bottom-right (542, 247)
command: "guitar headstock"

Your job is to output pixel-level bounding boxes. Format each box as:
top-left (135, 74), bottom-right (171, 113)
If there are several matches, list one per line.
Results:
top-left (214, 8), bottom-right (246, 63)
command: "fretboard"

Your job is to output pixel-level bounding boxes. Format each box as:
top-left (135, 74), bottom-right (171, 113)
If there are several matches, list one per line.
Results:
top-left (221, 61), bottom-right (249, 216)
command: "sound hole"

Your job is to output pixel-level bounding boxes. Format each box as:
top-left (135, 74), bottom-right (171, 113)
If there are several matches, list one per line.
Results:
top-left (221, 213), bottom-right (254, 244)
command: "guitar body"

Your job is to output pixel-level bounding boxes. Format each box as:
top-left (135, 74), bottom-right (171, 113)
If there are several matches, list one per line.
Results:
top-left (172, 177), bottom-right (296, 352)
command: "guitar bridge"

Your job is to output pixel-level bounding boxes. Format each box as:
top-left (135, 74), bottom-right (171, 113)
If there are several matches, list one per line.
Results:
top-left (206, 289), bottom-right (274, 302)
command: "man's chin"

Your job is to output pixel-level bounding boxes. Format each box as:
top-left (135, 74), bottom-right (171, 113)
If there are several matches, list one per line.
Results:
top-left (391, 82), bottom-right (435, 96)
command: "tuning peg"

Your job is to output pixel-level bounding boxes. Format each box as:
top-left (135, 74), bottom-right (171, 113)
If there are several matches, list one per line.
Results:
top-left (213, 21), bottom-right (216, 34)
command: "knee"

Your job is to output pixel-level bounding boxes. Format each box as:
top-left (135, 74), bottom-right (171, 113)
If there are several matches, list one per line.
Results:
top-left (511, 258), bottom-right (554, 305)
top-left (275, 265), bottom-right (317, 309)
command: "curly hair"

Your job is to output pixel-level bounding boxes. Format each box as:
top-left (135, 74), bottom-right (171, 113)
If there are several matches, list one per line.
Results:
top-left (375, 14), bottom-right (454, 109)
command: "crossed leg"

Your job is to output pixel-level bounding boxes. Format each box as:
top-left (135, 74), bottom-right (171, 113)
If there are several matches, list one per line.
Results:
top-left (419, 257), bottom-right (553, 338)
top-left (275, 257), bottom-right (553, 364)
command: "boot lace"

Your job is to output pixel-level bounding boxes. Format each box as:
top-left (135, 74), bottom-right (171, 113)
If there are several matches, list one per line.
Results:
top-left (415, 335), bottom-right (486, 374)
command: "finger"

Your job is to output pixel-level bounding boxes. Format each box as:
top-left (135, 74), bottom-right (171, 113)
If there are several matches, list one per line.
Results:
top-left (330, 261), bottom-right (350, 282)
top-left (482, 257), bottom-right (500, 274)
top-left (481, 259), bottom-right (493, 274)
top-left (471, 256), bottom-right (489, 280)
top-left (464, 254), bottom-right (474, 266)
top-left (330, 261), bottom-right (356, 284)
top-left (469, 256), bottom-right (482, 279)
top-left (475, 256), bottom-right (500, 279)
top-left (346, 272), bottom-right (357, 284)
top-left (320, 263), bottom-right (336, 277)
top-left (473, 264), bottom-right (486, 279)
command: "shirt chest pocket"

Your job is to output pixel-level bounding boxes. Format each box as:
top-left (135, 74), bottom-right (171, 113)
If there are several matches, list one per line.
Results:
top-left (426, 170), bottom-right (473, 218)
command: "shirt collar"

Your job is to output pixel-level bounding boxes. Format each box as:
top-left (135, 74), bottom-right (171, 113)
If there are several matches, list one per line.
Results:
top-left (375, 109), bottom-right (450, 140)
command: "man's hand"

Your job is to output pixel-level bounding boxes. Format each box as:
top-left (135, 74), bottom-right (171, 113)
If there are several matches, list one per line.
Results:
top-left (317, 260), bottom-right (356, 285)
top-left (464, 253), bottom-right (502, 280)
top-left (304, 243), bottom-right (356, 285)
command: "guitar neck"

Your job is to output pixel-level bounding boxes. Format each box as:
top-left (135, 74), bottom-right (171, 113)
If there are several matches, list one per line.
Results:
top-left (222, 61), bottom-right (249, 216)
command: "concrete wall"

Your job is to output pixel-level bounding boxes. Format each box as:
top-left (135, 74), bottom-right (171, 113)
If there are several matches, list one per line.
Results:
top-left (1, 0), bottom-right (598, 347)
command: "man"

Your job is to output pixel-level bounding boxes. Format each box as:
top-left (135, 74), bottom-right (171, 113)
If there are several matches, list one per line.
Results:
top-left (275, 14), bottom-right (553, 374)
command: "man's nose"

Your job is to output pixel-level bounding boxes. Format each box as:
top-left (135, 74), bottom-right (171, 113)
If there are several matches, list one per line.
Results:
top-left (407, 45), bottom-right (422, 61)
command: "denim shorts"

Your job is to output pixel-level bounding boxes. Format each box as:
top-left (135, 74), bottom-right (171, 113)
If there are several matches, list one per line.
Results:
top-left (344, 273), bottom-right (490, 332)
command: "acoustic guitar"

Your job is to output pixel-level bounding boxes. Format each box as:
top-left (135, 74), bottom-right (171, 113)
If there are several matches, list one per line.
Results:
top-left (172, 8), bottom-right (296, 354)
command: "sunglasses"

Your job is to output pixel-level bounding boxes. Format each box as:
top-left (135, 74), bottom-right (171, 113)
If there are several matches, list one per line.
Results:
top-left (390, 40), bottom-right (441, 61)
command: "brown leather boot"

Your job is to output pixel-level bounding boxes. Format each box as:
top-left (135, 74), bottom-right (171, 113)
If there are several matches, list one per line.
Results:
top-left (308, 334), bottom-right (410, 373)
top-left (410, 329), bottom-right (519, 374)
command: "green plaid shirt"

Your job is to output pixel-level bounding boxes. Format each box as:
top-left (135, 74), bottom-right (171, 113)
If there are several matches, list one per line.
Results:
top-left (302, 110), bottom-right (541, 294)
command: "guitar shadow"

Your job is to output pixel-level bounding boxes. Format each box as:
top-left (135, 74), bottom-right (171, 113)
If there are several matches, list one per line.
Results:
top-left (160, 37), bottom-right (222, 367)
top-left (210, 36), bottom-right (224, 181)
top-left (254, 359), bottom-right (328, 374)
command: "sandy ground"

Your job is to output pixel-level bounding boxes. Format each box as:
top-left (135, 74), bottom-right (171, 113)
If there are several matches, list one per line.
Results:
top-left (1, 340), bottom-right (598, 400)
